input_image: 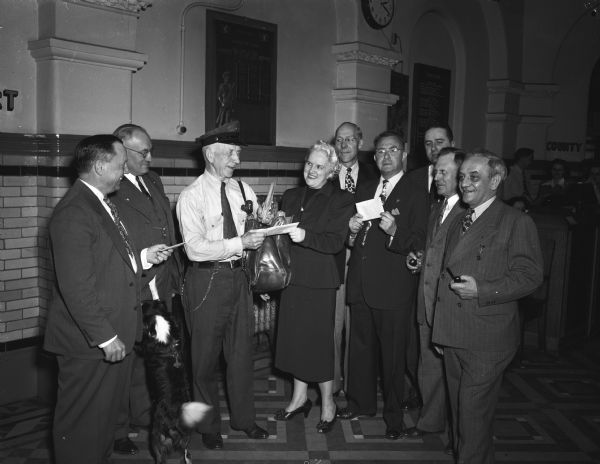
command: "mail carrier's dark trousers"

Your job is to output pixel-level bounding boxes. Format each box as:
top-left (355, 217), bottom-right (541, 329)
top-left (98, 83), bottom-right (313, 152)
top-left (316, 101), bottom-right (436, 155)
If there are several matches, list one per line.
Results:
top-left (183, 265), bottom-right (255, 433)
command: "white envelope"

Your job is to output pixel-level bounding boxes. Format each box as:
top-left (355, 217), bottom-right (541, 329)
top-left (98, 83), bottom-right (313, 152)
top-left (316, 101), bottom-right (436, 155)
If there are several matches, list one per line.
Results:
top-left (355, 199), bottom-right (384, 221)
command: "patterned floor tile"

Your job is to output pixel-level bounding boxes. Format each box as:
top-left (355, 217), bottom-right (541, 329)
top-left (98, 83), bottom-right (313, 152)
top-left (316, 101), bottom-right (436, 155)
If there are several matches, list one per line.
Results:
top-left (2, 340), bottom-right (600, 462)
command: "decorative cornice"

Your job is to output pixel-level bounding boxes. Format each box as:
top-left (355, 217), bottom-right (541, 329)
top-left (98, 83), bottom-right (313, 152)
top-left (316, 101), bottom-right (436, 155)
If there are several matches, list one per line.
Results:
top-left (28, 38), bottom-right (147, 71)
top-left (485, 113), bottom-right (555, 126)
top-left (487, 79), bottom-right (559, 98)
top-left (522, 83), bottom-right (560, 98)
top-left (336, 50), bottom-right (400, 68)
top-left (486, 79), bottom-right (523, 94)
top-left (332, 42), bottom-right (401, 69)
top-left (332, 88), bottom-right (399, 106)
top-left (66, 0), bottom-right (152, 13)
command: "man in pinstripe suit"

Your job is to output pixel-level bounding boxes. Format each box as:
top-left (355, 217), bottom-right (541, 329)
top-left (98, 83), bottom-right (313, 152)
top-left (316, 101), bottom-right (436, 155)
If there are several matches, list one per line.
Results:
top-left (432, 150), bottom-right (543, 464)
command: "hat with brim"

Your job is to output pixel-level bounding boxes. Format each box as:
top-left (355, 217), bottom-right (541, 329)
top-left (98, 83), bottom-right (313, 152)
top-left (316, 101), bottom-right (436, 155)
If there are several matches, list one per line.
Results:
top-left (196, 120), bottom-right (246, 147)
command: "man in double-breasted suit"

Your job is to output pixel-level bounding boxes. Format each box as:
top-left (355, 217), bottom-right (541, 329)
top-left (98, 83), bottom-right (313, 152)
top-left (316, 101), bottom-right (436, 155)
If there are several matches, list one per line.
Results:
top-left (338, 131), bottom-right (428, 439)
top-left (432, 150), bottom-right (543, 463)
top-left (332, 121), bottom-right (378, 394)
top-left (110, 124), bottom-right (184, 454)
top-left (404, 148), bottom-right (466, 448)
top-left (44, 135), bottom-right (172, 464)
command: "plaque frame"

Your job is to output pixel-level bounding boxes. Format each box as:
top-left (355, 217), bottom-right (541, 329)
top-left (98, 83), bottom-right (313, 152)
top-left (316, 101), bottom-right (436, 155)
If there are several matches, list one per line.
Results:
top-left (205, 10), bottom-right (277, 146)
top-left (409, 63), bottom-right (451, 166)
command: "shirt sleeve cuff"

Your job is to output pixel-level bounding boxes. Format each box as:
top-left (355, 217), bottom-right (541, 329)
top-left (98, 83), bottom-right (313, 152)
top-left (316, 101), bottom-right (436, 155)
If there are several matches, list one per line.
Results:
top-left (141, 248), bottom-right (153, 270)
top-left (98, 335), bottom-right (117, 348)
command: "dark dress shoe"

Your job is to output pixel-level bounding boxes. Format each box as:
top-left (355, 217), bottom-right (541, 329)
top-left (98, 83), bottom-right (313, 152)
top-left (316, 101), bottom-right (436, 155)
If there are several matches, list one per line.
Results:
top-left (399, 395), bottom-right (423, 410)
top-left (336, 407), bottom-right (376, 420)
top-left (201, 432), bottom-right (224, 450)
top-left (113, 437), bottom-right (138, 455)
top-left (385, 426), bottom-right (406, 440)
top-left (242, 423), bottom-right (269, 439)
top-left (316, 415), bottom-right (337, 433)
top-left (274, 399), bottom-right (312, 421)
top-left (403, 427), bottom-right (426, 438)
top-left (444, 442), bottom-right (455, 456)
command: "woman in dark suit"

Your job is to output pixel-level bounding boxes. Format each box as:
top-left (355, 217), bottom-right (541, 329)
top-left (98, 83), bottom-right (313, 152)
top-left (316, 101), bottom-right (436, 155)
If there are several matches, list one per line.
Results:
top-left (274, 141), bottom-right (354, 433)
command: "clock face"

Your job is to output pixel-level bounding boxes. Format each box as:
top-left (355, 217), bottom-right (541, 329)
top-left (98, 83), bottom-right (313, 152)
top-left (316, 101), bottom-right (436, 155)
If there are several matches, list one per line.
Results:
top-left (362, 0), bottom-right (395, 30)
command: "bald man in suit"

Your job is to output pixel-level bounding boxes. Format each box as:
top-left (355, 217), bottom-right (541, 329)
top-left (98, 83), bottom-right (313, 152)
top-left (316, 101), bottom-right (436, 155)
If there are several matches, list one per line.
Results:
top-left (332, 121), bottom-right (377, 394)
top-left (403, 148), bottom-right (466, 454)
top-left (110, 124), bottom-right (184, 454)
top-left (432, 150), bottom-right (543, 464)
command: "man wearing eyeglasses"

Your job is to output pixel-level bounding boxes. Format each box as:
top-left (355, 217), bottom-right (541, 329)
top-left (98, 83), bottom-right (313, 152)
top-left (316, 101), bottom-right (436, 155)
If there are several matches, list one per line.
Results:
top-left (339, 131), bottom-right (428, 440)
top-left (332, 122), bottom-right (378, 395)
top-left (110, 124), bottom-right (184, 455)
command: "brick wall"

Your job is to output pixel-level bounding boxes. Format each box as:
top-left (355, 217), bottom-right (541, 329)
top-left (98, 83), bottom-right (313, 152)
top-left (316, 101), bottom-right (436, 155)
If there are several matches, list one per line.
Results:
top-left (0, 134), bottom-right (304, 347)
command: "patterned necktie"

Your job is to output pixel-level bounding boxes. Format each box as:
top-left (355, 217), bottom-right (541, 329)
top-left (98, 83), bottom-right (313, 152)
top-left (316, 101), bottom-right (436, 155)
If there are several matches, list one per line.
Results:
top-left (104, 197), bottom-right (136, 258)
top-left (221, 181), bottom-right (238, 239)
top-left (345, 168), bottom-right (356, 193)
top-left (461, 208), bottom-right (475, 234)
top-left (380, 179), bottom-right (389, 205)
top-left (136, 176), bottom-right (151, 199)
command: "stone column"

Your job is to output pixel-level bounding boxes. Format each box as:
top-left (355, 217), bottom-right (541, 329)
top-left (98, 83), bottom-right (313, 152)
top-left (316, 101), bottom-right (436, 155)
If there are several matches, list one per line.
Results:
top-left (28, 0), bottom-right (149, 134)
top-left (332, 42), bottom-right (401, 149)
top-left (486, 79), bottom-right (558, 158)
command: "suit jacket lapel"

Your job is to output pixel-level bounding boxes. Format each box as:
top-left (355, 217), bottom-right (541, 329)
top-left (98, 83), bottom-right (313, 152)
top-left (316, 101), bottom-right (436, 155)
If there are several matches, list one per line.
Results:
top-left (78, 180), bottom-right (137, 274)
top-left (447, 199), bottom-right (502, 267)
top-left (119, 177), bottom-right (156, 221)
top-left (143, 174), bottom-right (170, 217)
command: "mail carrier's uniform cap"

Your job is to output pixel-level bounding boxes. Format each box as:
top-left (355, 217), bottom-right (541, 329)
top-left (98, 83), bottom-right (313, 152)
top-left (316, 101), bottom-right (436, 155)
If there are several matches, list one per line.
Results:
top-left (196, 120), bottom-right (246, 147)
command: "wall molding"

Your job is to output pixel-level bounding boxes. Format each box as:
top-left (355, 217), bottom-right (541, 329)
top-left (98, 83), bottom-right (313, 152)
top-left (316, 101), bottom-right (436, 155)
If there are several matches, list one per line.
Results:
top-left (28, 38), bottom-right (147, 71)
top-left (0, 133), bottom-right (308, 164)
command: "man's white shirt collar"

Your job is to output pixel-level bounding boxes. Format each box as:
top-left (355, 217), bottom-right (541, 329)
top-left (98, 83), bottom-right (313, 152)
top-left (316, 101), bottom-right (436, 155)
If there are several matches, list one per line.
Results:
top-left (471, 196), bottom-right (496, 221)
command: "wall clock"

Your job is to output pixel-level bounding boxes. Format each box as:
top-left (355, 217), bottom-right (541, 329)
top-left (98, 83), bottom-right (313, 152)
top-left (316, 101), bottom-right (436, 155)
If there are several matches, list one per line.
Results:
top-left (361, 0), bottom-right (395, 30)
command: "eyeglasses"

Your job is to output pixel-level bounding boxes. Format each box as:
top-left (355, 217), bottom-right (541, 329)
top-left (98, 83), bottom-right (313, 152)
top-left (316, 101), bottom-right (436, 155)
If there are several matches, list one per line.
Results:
top-left (335, 137), bottom-right (358, 145)
top-left (124, 145), bottom-right (152, 159)
top-left (375, 146), bottom-right (402, 157)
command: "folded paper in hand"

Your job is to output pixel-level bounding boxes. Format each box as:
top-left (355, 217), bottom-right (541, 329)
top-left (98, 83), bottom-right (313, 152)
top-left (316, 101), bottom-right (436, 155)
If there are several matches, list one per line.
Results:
top-left (355, 199), bottom-right (384, 221)
top-left (261, 222), bottom-right (299, 236)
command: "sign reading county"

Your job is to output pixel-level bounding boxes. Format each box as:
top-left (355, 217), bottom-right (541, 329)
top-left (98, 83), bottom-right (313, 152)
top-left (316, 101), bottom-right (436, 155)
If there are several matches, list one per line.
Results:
top-left (546, 141), bottom-right (583, 153)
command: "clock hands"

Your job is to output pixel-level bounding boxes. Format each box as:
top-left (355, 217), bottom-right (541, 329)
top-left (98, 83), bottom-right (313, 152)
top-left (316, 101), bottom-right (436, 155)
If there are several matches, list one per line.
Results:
top-left (380, 0), bottom-right (391, 15)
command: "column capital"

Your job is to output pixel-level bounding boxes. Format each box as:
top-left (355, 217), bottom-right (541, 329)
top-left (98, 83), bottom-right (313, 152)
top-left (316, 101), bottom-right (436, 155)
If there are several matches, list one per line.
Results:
top-left (65, 0), bottom-right (152, 13)
top-left (332, 41), bottom-right (401, 69)
top-left (332, 88), bottom-right (398, 106)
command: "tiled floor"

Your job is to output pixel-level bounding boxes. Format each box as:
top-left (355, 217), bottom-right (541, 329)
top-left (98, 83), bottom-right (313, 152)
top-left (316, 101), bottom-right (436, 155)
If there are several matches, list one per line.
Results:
top-left (1, 338), bottom-right (600, 463)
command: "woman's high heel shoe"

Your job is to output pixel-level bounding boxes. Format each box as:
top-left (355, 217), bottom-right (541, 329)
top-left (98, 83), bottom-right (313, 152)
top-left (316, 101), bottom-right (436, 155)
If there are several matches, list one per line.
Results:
top-left (274, 399), bottom-right (313, 421)
top-left (316, 407), bottom-right (337, 434)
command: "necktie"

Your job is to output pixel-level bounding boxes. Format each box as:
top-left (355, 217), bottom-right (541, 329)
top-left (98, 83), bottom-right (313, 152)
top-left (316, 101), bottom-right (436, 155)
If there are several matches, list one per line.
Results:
top-left (345, 168), bottom-right (356, 193)
top-left (438, 197), bottom-right (448, 227)
top-left (136, 176), bottom-right (151, 199)
top-left (104, 197), bottom-right (136, 258)
top-left (522, 171), bottom-right (529, 197)
top-left (461, 208), bottom-right (475, 234)
top-left (380, 179), bottom-right (389, 204)
top-left (221, 181), bottom-right (238, 239)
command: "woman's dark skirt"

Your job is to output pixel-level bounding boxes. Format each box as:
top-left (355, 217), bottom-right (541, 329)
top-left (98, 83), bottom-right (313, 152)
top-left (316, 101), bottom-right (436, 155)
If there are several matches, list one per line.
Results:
top-left (275, 284), bottom-right (336, 383)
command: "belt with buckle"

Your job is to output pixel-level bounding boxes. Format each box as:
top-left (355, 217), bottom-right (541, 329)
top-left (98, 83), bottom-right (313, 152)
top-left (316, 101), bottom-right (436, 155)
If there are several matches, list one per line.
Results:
top-left (191, 259), bottom-right (243, 270)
